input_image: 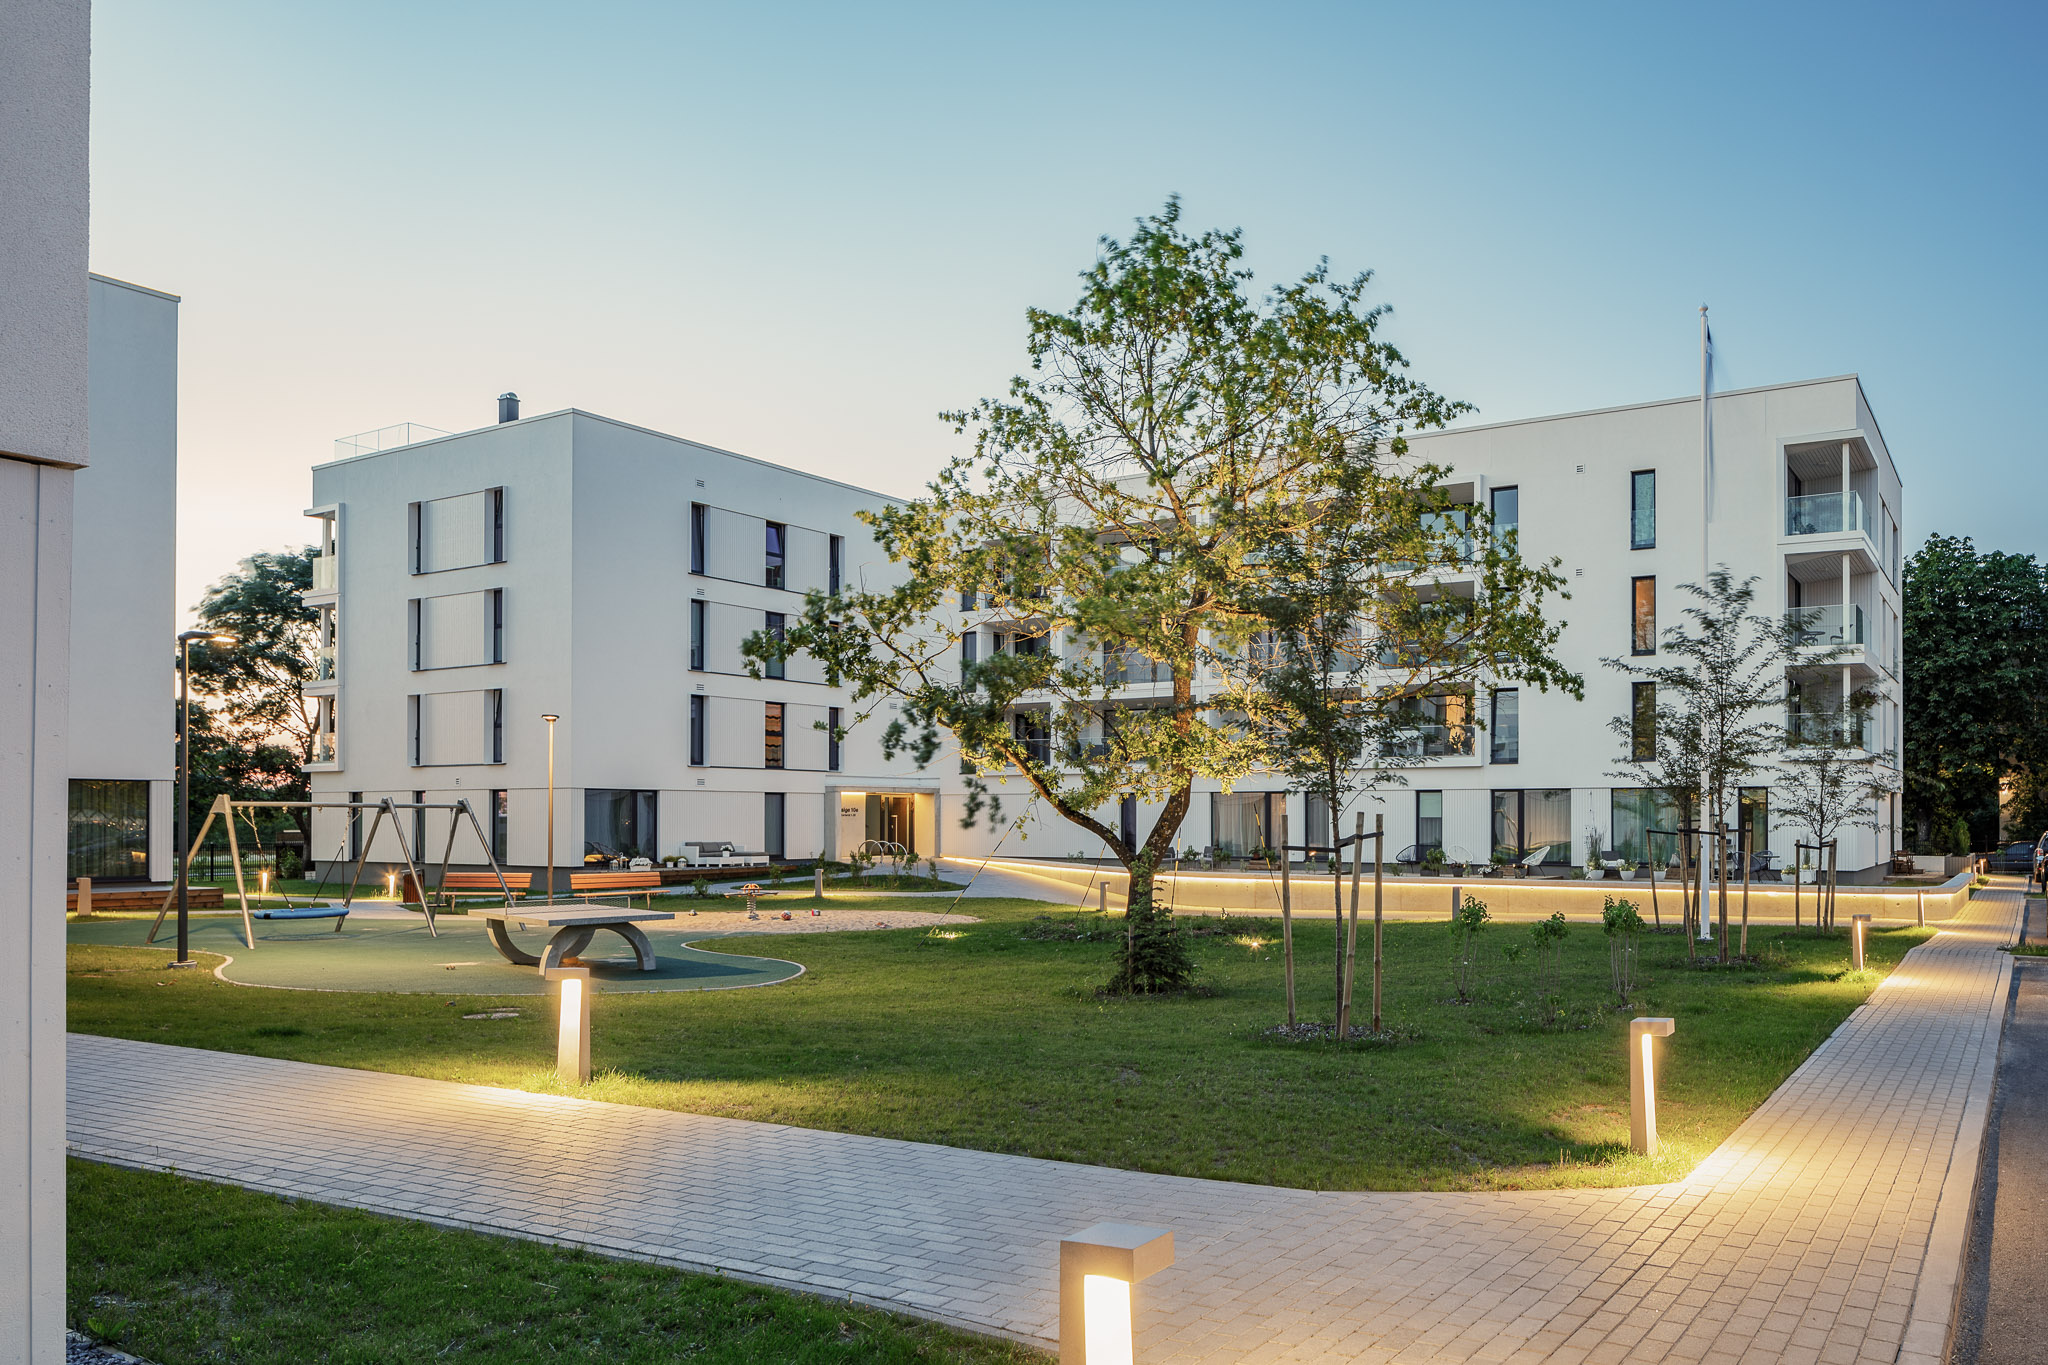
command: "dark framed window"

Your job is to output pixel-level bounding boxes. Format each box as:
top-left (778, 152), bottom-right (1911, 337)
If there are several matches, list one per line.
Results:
top-left (1012, 711), bottom-right (1050, 765)
top-left (1491, 789), bottom-right (1570, 863)
top-left (1120, 795), bottom-right (1137, 851)
top-left (1610, 787), bottom-right (1680, 867)
top-left (828, 706), bottom-right (842, 772)
top-left (765, 612), bottom-right (786, 679)
top-left (829, 535), bottom-right (844, 595)
top-left (491, 789), bottom-right (508, 863)
top-left (689, 503), bottom-right (707, 575)
top-left (407, 502), bottom-right (423, 574)
top-left (1210, 791), bottom-right (1272, 860)
top-left (1632, 576), bottom-right (1656, 655)
top-left (689, 695), bottom-right (706, 766)
top-left (489, 588), bottom-right (504, 663)
top-left (764, 792), bottom-right (786, 862)
top-left (348, 792), bottom-right (364, 862)
top-left (960, 588), bottom-right (977, 611)
top-left (489, 689), bottom-right (504, 763)
top-left (67, 779), bottom-right (150, 882)
top-left (407, 599), bottom-right (422, 670)
top-left (407, 694), bottom-right (422, 765)
top-left (1631, 680), bottom-right (1656, 760)
top-left (1739, 787), bottom-right (1769, 859)
top-left (1490, 688), bottom-right (1519, 764)
top-left (1490, 485), bottom-right (1518, 539)
top-left (487, 487), bottom-right (506, 563)
top-left (962, 631), bottom-right (978, 666)
top-left (764, 701), bottom-right (785, 769)
top-left (689, 599), bottom-right (705, 671)
top-left (1630, 470), bottom-right (1655, 549)
top-left (411, 791), bottom-right (427, 856)
top-left (584, 789), bottom-right (656, 861)
top-left (765, 521), bottom-right (785, 589)
top-left (1415, 790), bottom-right (1444, 853)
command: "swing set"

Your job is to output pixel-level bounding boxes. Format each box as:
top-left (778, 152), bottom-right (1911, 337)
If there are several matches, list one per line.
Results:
top-left (148, 795), bottom-right (515, 950)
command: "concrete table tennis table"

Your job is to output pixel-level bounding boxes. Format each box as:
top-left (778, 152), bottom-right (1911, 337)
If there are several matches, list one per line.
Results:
top-left (472, 903), bottom-right (676, 973)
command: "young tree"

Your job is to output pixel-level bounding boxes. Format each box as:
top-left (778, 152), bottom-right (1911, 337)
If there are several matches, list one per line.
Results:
top-left (1777, 691), bottom-right (1892, 927)
top-left (761, 201), bottom-right (1474, 992)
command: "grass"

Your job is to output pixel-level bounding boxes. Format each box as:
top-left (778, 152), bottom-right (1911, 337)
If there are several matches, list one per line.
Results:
top-left (69, 1159), bottom-right (1039, 1364)
top-left (67, 895), bottom-right (1931, 1192)
top-left (823, 873), bottom-right (961, 892)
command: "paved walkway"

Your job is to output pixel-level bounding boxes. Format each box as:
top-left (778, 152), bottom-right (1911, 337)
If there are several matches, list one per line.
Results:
top-left (68, 886), bottom-right (2024, 1363)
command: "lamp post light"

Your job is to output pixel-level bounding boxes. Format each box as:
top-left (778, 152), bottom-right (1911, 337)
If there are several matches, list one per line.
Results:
top-left (173, 630), bottom-right (235, 966)
top-left (541, 714), bottom-right (559, 902)
top-left (1852, 912), bottom-right (1870, 971)
top-left (544, 964), bottom-right (591, 1083)
top-left (1629, 1017), bottom-right (1676, 1156)
top-left (1059, 1222), bottom-right (1174, 1365)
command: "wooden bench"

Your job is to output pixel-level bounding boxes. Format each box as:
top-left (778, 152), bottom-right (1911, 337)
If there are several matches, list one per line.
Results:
top-left (568, 870), bottom-right (663, 908)
top-left (437, 871), bottom-right (532, 906)
top-left (71, 885), bottom-right (223, 913)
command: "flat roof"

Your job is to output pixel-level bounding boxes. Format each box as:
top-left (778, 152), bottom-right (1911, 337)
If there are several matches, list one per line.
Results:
top-left (88, 271), bottom-right (181, 302)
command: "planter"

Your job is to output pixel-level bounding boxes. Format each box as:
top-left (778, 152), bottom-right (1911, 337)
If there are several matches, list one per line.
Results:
top-left (1421, 866), bottom-right (1444, 876)
top-left (1618, 869), bottom-right (1638, 881)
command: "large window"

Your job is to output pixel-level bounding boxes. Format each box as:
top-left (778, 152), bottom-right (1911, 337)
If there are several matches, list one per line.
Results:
top-left (584, 789), bottom-right (656, 862)
top-left (1630, 470), bottom-right (1656, 549)
top-left (1490, 689), bottom-right (1519, 764)
top-left (962, 631), bottom-right (978, 666)
top-left (764, 702), bottom-right (785, 769)
top-left (1491, 789), bottom-right (1570, 864)
top-left (1012, 711), bottom-right (1050, 765)
top-left (1490, 485), bottom-right (1518, 540)
top-left (689, 599), bottom-right (705, 670)
top-left (1632, 576), bottom-right (1656, 655)
top-left (1610, 787), bottom-right (1681, 868)
top-left (1739, 787), bottom-right (1770, 860)
top-left (1415, 790), bottom-right (1443, 854)
top-left (1210, 792), bottom-right (1274, 860)
top-left (764, 612), bottom-right (786, 679)
top-left (68, 779), bottom-right (149, 882)
top-left (764, 792), bottom-right (786, 861)
top-left (491, 789), bottom-right (509, 863)
top-left (1631, 681), bottom-right (1657, 760)
top-left (689, 695), bottom-right (706, 767)
top-left (765, 521), bottom-right (786, 589)
top-left (828, 706), bottom-right (843, 772)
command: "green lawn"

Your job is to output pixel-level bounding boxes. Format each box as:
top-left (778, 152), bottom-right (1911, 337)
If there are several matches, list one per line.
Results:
top-left (70, 1159), bottom-right (1038, 1364)
top-left (67, 896), bottom-right (1930, 1191)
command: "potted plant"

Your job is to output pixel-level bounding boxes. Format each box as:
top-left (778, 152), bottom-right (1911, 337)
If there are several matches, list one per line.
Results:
top-left (1492, 845), bottom-right (1523, 879)
top-left (1617, 858), bottom-right (1638, 882)
top-left (1584, 853), bottom-right (1603, 880)
top-left (1421, 847), bottom-right (1448, 876)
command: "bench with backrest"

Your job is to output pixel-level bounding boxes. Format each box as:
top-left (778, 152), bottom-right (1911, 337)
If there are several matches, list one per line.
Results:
top-left (568, 870), bottom-right (663, 908)
top-left (438, 871), bottom-right (532, 906)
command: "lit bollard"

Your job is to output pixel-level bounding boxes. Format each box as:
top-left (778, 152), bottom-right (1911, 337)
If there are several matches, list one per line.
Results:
top-left (259, 867), bottom-right (271, 898)
top-left (1060, 1222), bottom-right (1173, 1365)
top-left (1916, 890), bottom-right (1925, 928)
top-left (1629, 1017), bottom-right (1676, 1156)
top-left (1852, 913), bottom-right (1870, 971)
top-left (814, 864), bottom-right (824, 898)
top-left (545, 965), bottom-right (592, 1084)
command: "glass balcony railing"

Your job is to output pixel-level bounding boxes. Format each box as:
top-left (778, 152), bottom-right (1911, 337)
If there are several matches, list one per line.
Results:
top-left (310, 554), bottom-right (337, 593)
top-left (1785, 491), bottom-right (1866, 537)
top-left (315, 645), bottom-right (336, 681)
top-left (333, 422), bottom-right (447, 461)
top-left (1786, 712), bottom-right (1876, 750)
top-left (310, 732), bottom-right (338, 764)
top-left (1786, 604), bottom-right (1865, 647)
top-left (1380, 724), bottom-right (1476, 761)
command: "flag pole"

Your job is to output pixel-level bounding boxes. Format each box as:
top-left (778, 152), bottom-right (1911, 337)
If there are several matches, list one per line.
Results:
top-left (1699, 304), bottom-right (1712, 585)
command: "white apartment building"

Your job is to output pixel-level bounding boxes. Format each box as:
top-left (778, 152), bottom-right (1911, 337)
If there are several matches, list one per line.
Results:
top-left (302, 402), bottom-right (934, 875)
top-left (938, 375), bottom-right (1905, 878)
top-left (67, 273), bottom-right (179, 885)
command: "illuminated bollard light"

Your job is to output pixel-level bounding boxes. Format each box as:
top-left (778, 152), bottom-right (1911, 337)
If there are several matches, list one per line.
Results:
top-left (815, 864), bottom-right (825, 898)
top-left (1629, 1017), bottom-right (1676, 1156)
top-left (1059, 1222), bottom-right (1173, 1365)
top-left (1852, 913), bottom-right (1870, 971)
top-left (545, 965), bottom-right (592, 1084)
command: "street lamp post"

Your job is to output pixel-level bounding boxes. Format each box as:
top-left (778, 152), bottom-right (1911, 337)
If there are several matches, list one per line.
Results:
top-left (174, 630), bottom-right (234, 966)
top-left (541, 714), bottom-right (559, 902)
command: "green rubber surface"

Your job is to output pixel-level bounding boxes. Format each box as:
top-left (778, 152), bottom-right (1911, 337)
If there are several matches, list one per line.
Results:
top-left (66, 915), bottom-right (801, 996)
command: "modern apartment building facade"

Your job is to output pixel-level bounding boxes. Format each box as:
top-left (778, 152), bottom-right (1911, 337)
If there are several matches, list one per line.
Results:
top-left (302, 405), bottom-right (934, 875)
top-left (936, 375), bottom-right (1905, 877)
top-left (67, 273), bottom-right (180, 884)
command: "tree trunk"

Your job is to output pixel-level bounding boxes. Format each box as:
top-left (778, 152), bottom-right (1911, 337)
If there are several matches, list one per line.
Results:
top-left (1279, 804), bottom-right (1295, 1027)
top-left (1331, 804), bottom-right (1345, 1021)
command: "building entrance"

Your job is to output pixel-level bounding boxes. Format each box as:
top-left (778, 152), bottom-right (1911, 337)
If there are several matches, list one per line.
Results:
top-left (866, 794), bottom-right (915, 855)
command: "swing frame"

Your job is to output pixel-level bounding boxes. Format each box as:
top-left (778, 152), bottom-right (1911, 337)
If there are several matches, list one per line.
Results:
top-left (149, 795), bottom-right (513, 949)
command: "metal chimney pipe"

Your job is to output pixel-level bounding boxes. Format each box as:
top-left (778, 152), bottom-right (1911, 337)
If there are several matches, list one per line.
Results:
top-left (497, 392), bottom-right (520, 423)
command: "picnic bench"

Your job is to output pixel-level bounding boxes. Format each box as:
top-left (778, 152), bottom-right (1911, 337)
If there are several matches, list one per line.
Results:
top-left (471, 903), bottom-right (677, 973)
top-left (568, 870), bottom-right (663, 907)
top-left (438, 870), bottom-right (532, 906)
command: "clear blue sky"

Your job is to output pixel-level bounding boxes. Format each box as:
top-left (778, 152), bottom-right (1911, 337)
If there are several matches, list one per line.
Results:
top-left (86, 1), bottom-right (2047, 617)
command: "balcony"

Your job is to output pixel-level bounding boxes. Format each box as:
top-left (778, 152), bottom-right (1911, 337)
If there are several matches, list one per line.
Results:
top-left (1786, 491), bottom-right (1866, 538)
top-left (309, 553), bottom-right (337, 595)
top-left (1380, 723), bottom-right (1475, 761)
top-left (1786, 712), bottom-right (1875, 751)
top-left (1786, 603), bottom-right (1864, 648)
top-left (315, 644), bottom-right (337, 681)
top-left (309, 732), bottom-right (339, 765)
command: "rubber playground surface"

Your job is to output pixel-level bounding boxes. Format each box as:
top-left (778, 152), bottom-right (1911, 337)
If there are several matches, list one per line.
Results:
top-left (65, 914), bottom-right (803, 996)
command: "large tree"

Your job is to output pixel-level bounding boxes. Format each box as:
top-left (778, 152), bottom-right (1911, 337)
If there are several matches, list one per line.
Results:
top-left (763, 201), bottom-right (1523, 991)
top-left (1902, 534), bottom-right (2048, 850)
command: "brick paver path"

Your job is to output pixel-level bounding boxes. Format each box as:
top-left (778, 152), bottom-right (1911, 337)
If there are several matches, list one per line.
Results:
top-left (68, 887), bottom-right (2024, 1363)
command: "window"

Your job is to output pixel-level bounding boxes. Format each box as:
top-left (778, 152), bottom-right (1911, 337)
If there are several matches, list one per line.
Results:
top-left (689, 695), bottom-right (706, 766)
top-left (1630, 470), bottom-right (1655, 549)
top-left (411, 791), bottom-right (427, 856)
top-left (764, 701), bottom-right (785, 769)
top-left (67, 779), bottom-right (150, 882)
top-left (1120, 795), bottom-right (1138, 851)
top-left (1632, 576), bottom-right (1656, 655)
top-left (490, 689), bottom-right (503, 763)
top-left (689, 600), bottom-right (705, 671)
top-left (348, 792), bottom-right (364, 862)
top-left (489, 589), bottom-right (504, 663)
top-left (1012, 711), bottom-right (1050, 765)
top-left (487, 487), bottom-right (505, 563)
top-left (1415, 791), bottom-right (1443, 854)
top-left (828, 706), bottom-right (843, 772)
top-left (829, 535), bottom-right (844, 595)
top-left (1011, 632), bottom-right (1045, 657)
top-left (1490, 485), bottom-right (1518, 539)
top-left (1210, 792), bottom-right (1273, 860)
top-left (1490, 689), bottom-right (1519, 764)
top-left (1739, 787), bottom-right (1769, 860)
top-left (690, 503), bottom-right (707, 575)
top-left (1491, 789), bottom-right (1569, 863)
top-left (962, 631), bottom-right (978, 666)
top-left (408, 501), bottom-right (422, 574)
top-left (765, 521), bottom-right (785, 589)
top-left (1631, 681), bottom-right (1656, 760)
top-left (960, 588), bottom-right (977, 611)
top-left (407, 694), bottom-right (421, 765)
top-left (765, 612), bottom-right (786, 679)
top-left (764, 792), bottom-right (786, 862)
top-left (407, 599), bottom-right (421, 670)
top-left (491, 790), bottom-right (508, 863)
top-left (1610, 787), bottom-right (1680, 867)
top-left (584, 789), bottom-right (656, 861)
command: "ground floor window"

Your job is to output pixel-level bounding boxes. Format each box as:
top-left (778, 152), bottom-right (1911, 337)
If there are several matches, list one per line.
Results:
top-left (68, 779), bottom-right (150, 882)
top-left (1611, 787), bottom-right (1682, 867)
top-left (764, 791), bottom-right (786, 861)
top-left (1210, 791), bottom-right (1274, 860)
top-left (1739, 787), bottom-right (1770, 861)
top-left (584, 789), bottom-right (656, 862)
top-left (1415, 791), bottom-right (1444, 855)
top-left (1492, 789), bottom-right (1570, 864)
top-left (490, 790), bottom-right (508, 863)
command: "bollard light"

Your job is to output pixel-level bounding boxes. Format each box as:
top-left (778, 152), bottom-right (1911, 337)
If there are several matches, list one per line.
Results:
top-left (385, 870), bottom-right (397, 898)
top-left (544, 965), bottom-right (592, 1084)
top-left (1059, 1222), bottom-right (1173, 1365)
top-left (1628, 1017), bottom-right (1676, 1156)
top-left (1852, 913), bottom-right (1870, 971)
top-left (259, 867), bottom-right (270, 897)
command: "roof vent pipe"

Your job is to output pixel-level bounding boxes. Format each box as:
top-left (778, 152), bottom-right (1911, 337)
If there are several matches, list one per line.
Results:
top-left (497, 392), bottom-right (519, 424)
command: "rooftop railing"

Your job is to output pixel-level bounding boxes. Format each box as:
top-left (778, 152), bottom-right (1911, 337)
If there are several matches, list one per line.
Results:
top-left (333, 422), bottom-right (448, 461)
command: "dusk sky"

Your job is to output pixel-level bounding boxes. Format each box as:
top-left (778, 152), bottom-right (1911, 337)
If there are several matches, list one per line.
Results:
top-left (86, 0), bottom-right (2046, 622)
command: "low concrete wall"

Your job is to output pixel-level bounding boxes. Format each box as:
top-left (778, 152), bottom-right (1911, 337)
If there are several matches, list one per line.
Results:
top-left (954, 856), bottom-right (1979, 925)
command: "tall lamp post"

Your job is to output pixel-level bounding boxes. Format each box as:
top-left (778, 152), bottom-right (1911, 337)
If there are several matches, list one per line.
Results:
top-left (173, 630), bottom-right (234, 966)
top-left (541, 714), bottom-right (559, 902)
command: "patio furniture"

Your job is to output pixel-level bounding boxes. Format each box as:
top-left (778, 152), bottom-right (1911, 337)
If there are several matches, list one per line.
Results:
top-left (437, 870), bottom-right (533, 906)
top-left (471, 903), bottom-right (676, 973)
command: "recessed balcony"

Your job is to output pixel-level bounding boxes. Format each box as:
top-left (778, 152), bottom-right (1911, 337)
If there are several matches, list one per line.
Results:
top-left (1785, 491), bottom-right (1866, 538)
top-left (309, 553), bottom-right (337, 595)
top-left (1380, 723), bottom-right (1476, 762)
top-left (1786, 604), bottom-right (1864, 648)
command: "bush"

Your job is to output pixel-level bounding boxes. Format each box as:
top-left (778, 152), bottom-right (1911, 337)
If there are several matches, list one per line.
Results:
top-left (275, 850), bottom-right (302, 881)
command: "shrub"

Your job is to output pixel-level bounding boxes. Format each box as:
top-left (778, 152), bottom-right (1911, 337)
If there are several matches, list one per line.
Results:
top-left (1602, 896), bottom-right (1646, 1005)
top-left (1530, 912), bottom-right (1568, 1024)
top-left (1450, 893), bottom-right (1491, 1002)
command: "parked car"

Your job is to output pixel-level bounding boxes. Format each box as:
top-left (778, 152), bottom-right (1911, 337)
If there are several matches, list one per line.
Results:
top-left (1986, 841), bottom-right (2037, 875)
